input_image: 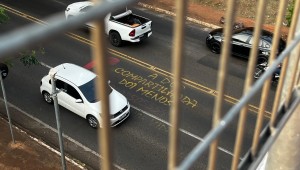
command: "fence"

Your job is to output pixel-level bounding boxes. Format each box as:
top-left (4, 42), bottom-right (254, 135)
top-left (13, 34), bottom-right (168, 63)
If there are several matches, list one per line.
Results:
top-left (0, 0), bottom-right (299, 169)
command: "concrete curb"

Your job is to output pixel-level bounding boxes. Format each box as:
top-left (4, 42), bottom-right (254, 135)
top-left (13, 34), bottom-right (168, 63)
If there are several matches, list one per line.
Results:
top-left (138, 2), bottom-right (220, 29)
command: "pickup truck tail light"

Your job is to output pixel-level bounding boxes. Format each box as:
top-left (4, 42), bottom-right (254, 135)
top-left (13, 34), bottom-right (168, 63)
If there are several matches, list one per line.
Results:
top-left (129, 29), bottom-right (135, 37)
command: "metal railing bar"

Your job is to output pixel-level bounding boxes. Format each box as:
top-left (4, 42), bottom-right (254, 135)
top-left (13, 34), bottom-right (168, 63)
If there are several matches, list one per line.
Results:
top-left (231, 0), bottom-right (267, 168)
top-left (270, 0), bottom-right (300, 128)
top-left (0, 0), bottom-right (137, 60)
top-left (177, 32), bottom-right (300, 170)
top-left (208, 0), bottom-right (237, 168)
top-left (238, 89), bottom-right (300, 169)
top-left (284, 1), bottom-right (300, 106)
top-left (285, 43), bottom-right (300, 106)
top-left (91, 1), bottom-right (112, 169)
top-left (248, 90), bottom-right (300, 170)
top-left (168, 0), bottom-right (187, 169)
top-left (251, 0), bottom-right (288, 157)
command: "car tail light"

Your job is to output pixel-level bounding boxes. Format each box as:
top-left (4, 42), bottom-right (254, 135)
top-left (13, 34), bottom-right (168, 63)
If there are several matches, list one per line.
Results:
top-left (129, 29), bottom-right (135, 37)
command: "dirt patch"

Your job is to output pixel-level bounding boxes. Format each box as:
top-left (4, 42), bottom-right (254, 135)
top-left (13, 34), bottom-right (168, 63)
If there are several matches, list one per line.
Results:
top-left (142, 0), bottom-right (290, 40)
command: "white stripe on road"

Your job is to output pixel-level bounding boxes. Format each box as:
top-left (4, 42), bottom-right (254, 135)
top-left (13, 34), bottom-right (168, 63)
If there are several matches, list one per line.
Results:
top-left (40, 62), bottom-right (52, 69)
top-left (131, 105), bottom-right (238, 159)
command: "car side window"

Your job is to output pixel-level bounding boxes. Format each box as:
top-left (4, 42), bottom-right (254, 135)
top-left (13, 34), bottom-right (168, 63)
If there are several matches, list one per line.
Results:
top-left (65, 83), bottom-right (82, 100)
top-left (56, 79), bottom-right (66, 90)
top-left (80, 6), bottom-right (92, 13)
top-left (232, 33), bottom-right (250, 43)
top-left (249, 37), bottom-right (263, 46)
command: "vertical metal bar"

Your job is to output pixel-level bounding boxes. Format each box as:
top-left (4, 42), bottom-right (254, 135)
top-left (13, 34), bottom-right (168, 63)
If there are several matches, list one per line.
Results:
top-left (251, 0), bottom-right (288, 157)
top-left (271, 0), bottom-right (300, 127)
top-left (91, 1), bottom-right (112, 170)
top-left (239, 0), bottom-right (267, 158)
top-left (284, 41), bottom-right (300, 106)
top-left (49, 70), bottom-right (67, 170)
top-left (266, 1), bottom-right (300, 168)
top-left (231, 0), bottom-right (267, 169)
top-left (208, 0), bottom-right (237, 168)
top-left (0, 71), bottom-right (15, 143)
top-left (168, 0), bottom-right (187, 169)
top-left (283, 0), bottom-right (300, 101)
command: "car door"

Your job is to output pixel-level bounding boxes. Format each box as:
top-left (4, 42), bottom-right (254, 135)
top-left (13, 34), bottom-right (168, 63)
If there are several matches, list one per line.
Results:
top-left (56, 80), bottom-right (85, 118)
top-left (231, 33), bottom-right (251, 58)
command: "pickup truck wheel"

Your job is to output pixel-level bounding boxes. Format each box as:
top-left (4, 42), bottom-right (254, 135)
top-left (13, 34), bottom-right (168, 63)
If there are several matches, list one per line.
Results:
top-left (109, 32), bottom-right (122, 47)
top-left (87, 115), bottom-right (99, 128)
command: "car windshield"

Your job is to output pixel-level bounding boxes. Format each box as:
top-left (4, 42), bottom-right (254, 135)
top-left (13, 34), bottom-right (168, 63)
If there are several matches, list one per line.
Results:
top-left (80, 5), bottom-right (93, 13)
top-left (78, 77), bottom-right (112, 103)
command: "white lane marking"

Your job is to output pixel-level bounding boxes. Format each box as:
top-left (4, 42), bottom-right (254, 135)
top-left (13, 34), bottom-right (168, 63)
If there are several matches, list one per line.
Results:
top-left (131, 105), bottom-right (239, 159)
top-left (40, 62), bottom-right (52, 69)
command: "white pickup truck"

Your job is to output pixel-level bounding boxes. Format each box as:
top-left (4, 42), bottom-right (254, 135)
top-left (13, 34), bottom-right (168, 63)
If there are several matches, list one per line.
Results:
top-left (65, 1), bottom-right (152, 47)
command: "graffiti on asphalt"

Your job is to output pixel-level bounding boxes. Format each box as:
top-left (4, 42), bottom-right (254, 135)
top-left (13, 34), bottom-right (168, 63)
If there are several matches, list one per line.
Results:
top-left (115, 68), bottom-right (198, 108)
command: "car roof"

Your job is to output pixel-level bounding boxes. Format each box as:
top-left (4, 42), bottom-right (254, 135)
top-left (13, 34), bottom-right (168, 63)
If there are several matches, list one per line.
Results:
top-left (52, 63), bottom-right (96, 87)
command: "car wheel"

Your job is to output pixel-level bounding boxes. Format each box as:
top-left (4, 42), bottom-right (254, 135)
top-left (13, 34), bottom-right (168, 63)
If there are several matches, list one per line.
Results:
top-left (210, 42), bottom-right (221, 54)
top-left (109, 31), bottom-right (122, 47)
top-left (42, 91), bottom-right (53, 104)
top-left (254, 67), bottom-right (263, 79)
top-left (87, 115), bottom-right (99, 128)
top-left (257, 56), bottom-right (268, 64)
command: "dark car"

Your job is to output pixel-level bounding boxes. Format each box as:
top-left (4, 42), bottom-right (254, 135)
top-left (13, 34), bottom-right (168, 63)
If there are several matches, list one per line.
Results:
top-left (206, 27), bottom-right (286, 64)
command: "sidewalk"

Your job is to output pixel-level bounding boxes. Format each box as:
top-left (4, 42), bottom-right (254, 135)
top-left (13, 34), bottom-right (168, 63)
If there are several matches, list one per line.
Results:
top-left (0, 116), bottom-right (84, 170)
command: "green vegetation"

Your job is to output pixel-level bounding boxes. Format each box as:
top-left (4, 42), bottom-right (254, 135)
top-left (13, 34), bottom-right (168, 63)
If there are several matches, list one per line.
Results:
top-left (286, 0), bottom-right (295, 26)
top-left (3, 48), bottom-right (45, 68)
top-left (0, 7), bottom-right (9, 24)
top-left (19, 48), bottom-right (45, 67)
top-left (0, 7), bottom-right (44, 67)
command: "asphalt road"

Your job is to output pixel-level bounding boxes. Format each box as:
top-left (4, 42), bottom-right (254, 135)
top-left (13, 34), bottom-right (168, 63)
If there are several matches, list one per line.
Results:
top-left (0, 0), bottom-right (274, 169)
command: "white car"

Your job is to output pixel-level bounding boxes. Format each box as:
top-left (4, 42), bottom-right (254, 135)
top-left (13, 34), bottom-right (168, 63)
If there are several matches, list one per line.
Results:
top-left (65, 1), bottom-right (152, 47)
top-left (65, 1), bottom-right (93, 20)
top-left (40, 63), bottom-right (130, 128)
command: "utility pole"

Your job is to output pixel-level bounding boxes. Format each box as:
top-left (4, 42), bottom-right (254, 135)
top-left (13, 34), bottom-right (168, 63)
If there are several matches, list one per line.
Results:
top-left (49, 68), bottom-right (67, 170)
top-left (0, 67), bottom-right (14, 143)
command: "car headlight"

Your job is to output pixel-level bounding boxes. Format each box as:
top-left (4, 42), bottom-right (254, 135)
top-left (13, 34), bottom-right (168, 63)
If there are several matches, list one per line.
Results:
top-left (207, 34), bottom-right (213, 40)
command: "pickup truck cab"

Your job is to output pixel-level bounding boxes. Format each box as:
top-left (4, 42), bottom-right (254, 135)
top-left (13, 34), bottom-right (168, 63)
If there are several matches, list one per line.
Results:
top-left (65, 1), bottom-right (152, 46)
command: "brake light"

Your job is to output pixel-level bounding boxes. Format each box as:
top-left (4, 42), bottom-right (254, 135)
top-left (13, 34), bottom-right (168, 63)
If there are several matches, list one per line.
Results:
top-left (129, 29), bottom-right (135, 37)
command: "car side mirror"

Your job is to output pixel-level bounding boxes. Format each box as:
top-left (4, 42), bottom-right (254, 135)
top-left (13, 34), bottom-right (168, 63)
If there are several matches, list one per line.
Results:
top-left (75, 99), bottom-right (83, 103)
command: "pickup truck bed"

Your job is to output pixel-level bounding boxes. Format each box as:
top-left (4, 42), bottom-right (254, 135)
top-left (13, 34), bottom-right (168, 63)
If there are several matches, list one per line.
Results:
top-left (112, 13), bottom-right (150, 28)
